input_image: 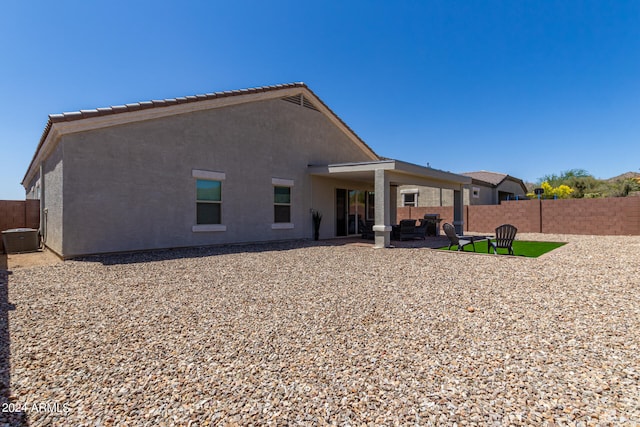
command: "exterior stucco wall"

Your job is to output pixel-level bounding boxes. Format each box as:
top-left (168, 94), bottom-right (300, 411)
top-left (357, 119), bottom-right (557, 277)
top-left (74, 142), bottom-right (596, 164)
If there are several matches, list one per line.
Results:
top-left (60, 98), bottom-right (374, 256)
top-left (25, 172), bottom-right (40, 200)
top-left (465, 184), bottom-right (495, 205)
top-left (463, 180), bottom-right (526, 205)
top-left (393, 180), bottom-right (524, 207)
top-left (397, 185), bottom-right (454, 207)
top-left (42, 143), bottom-right (64, 256)
top-left (497, 179), bottom-right (527, 198)
top-left (311, 176), bottom-right (374, 239)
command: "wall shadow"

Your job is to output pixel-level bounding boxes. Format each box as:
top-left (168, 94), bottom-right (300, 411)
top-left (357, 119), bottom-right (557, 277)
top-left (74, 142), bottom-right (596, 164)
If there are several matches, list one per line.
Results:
top-left (72, 239), bottom-right (365, 266)
top-left (0, 266), bottom-right (28, 426)
top-left (71, 236), bottom-right (453, 266)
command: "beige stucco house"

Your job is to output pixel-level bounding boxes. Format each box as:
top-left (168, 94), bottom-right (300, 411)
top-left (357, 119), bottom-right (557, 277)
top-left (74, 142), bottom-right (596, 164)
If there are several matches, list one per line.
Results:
top-left (461, 171), bottom-right (528, 205)
top-left (22, 83), bottom-right (470, 258)
top-left (398, 170), bottom-right (528, 208)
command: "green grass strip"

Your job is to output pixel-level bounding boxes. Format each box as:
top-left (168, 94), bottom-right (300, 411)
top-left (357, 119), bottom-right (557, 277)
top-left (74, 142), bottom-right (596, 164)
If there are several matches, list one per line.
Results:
top-left (437, 240), bottom-right (566, 258)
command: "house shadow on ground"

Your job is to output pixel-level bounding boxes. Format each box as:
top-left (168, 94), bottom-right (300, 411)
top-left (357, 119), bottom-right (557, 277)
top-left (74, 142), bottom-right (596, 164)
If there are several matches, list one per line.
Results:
top-left (72, 236), bottom-right (451, 266)
top-left (0, 258), bottom-right (28, 426)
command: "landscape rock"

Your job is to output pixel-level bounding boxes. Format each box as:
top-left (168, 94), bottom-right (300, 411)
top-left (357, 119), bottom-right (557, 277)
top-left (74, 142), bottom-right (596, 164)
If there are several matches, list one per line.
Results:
top-left (1, 234), bottom-right (639, 425)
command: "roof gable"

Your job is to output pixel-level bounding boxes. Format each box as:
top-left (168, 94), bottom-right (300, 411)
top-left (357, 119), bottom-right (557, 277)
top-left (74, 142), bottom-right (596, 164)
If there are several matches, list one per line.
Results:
top-left (23, 83), bottom-right (380, 186)
top-left (461, 170), bottom-right (528, 193)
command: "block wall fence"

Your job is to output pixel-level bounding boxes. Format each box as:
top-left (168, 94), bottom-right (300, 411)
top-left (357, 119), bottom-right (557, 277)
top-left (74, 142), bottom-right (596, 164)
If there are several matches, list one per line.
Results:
top-left (398, 197), bottom-right (640, 236)
top-left (0, 200), bottom-right (40, 252)
top-left (2, 198), bottom-right (639, 251)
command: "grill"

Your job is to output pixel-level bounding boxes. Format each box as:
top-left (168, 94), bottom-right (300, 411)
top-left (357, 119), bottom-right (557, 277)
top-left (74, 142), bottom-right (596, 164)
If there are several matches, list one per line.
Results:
top-left (422, 214), bottom-right (442, 236)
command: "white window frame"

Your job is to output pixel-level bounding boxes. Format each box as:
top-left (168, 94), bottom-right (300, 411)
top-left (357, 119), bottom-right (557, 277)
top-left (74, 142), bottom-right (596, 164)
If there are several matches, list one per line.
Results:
top-left (272, 178), bottom-right (294, 229)
top-left (192, 169), bottom-right (227, 232)
top-left (401, 188), bottom-right (419, 207)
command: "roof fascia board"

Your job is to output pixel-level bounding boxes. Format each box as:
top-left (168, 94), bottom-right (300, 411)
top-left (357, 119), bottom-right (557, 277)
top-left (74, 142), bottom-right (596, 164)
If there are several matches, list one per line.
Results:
top-left (307, 160), bottom-right (394, 176)
top-left (327, 160), bottom-right (396, 174)
top-left (23, 126), bottom-right (63, 187)
top-left (471, 177), bottom-right (497, 188)
top-left (393, 160), bottom-right (471, 185)
top-left (387, 171), bottom-right (467, 191)
top-left (309, 159), bottom-right (471, 188)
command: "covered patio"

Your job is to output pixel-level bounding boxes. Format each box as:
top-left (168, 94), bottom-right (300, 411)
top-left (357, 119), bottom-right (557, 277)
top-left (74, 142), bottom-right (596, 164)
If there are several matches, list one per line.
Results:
top-left (308, 160), bottom-right (471, 248)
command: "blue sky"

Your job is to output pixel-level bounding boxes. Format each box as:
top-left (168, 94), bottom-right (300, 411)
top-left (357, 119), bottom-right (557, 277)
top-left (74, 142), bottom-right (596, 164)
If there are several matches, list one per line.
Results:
top-left (1, 0), bottom-right (639, 199)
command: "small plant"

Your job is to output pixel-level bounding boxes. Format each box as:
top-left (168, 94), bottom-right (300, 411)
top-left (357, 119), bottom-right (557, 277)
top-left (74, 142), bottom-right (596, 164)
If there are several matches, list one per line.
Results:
top-left (312, 210), bottom-right (322, 240)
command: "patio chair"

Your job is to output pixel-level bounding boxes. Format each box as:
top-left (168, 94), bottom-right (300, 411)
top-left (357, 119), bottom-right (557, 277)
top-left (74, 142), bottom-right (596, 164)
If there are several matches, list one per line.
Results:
top-left (442, 222), bottom-right (475, 251)
top-left (359, 218), bottom-right (374, 240)
top-left (399, 219), bottom-right (426, 240)
top-left (488, 224), bottom-right (517, 255)
top-left (414, 219), bottom-right (428, 238)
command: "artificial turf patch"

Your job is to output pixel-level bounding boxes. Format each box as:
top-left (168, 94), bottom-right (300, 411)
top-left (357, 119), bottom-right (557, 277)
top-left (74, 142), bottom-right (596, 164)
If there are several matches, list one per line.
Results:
top-left (437, 240), bottom-right (566, 258)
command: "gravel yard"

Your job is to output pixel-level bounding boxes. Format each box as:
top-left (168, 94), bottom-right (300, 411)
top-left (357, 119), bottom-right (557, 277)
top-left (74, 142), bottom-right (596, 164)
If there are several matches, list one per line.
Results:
top-left (2, 234), bottom-right (639, 426)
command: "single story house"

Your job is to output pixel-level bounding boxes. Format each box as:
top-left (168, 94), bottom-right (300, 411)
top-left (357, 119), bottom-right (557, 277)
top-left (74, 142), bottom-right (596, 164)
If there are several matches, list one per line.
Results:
top-left (460, 171), bottom-right (528, 205)
top-left (22, 83), bottom-right (471, 258)
top-left (398, 170), bottom-right (528, 207)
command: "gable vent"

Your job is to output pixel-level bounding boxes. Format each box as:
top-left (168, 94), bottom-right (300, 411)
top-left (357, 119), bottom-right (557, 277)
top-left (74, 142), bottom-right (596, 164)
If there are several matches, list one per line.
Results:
top-left (282, 94), bottom-right (320, 112)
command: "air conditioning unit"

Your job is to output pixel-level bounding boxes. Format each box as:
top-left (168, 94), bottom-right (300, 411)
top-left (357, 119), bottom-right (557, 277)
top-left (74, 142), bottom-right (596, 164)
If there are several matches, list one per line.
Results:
top-left (2, 228), bottom-right (40, 254)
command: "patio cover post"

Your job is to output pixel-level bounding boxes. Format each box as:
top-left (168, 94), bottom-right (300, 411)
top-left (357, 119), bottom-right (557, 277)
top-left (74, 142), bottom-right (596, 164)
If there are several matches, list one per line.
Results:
top-left (373, 168), bottom-right (391, 248)
top-left (453, 188), bottom-right (464, 234)
top-left (389, 185), bottom-right (398, 225)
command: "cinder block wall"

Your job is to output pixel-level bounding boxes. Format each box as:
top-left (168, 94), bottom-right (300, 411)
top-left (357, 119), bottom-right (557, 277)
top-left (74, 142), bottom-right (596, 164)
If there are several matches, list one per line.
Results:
top-left (467, 201), bottom-right (540, 233)
top-left (397, 197), bottom-right (640, 235)
top-left (541, 197), bottom-right (640, 235)
top-left (0, 200), bottom-right (40, 252)
top-left (397, 206), bottom-right (460, 233)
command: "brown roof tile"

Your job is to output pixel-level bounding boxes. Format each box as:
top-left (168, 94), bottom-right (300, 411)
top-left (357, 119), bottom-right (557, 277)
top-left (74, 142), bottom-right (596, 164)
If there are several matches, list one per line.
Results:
top-left (461, 171), bottom-right (508, 186)
top-left (46, 82), bottom-right (308, 125)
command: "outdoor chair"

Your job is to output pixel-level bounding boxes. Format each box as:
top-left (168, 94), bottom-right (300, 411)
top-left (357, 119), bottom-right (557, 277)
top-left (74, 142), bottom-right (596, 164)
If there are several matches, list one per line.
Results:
top-left (399, 219), bottom-right (427, 240)
top-left (414, 220), bottom-right (428, 238)
top-left (443, 222), bottom-right (475, 251)
top-left (488, 224), bottom-right (518, 255)
top-left (399, 219), bottom-right (417, 240)
top-left (359, 218), bottom-right (375, 240)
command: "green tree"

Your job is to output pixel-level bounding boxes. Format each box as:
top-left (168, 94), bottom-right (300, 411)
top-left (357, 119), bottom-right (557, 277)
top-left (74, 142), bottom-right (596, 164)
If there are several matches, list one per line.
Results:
top-left (539, 169), bottom-right (591, 188)
top-left (537, 169), bottom-right (602, 198)
top-left (607, 178), bottom-right (640, 197)
top-left (527, 181), bottom-right (574, 199)
top-left (535, 169), bottom-right (640, 198)
top-left (563, 175), bottom-right (599, 198)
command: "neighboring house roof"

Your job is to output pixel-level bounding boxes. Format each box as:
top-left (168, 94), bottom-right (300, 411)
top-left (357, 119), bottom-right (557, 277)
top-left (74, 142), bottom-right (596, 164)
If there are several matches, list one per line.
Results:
top-left (23, 82), bottom-right (380, 186)
top-left (461, 170), bottom-right (528, 193)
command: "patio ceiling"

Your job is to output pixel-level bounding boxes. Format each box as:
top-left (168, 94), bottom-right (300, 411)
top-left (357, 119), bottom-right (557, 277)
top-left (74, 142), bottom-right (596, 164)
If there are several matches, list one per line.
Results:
top-left (308, 159), bottom-right (471, 190)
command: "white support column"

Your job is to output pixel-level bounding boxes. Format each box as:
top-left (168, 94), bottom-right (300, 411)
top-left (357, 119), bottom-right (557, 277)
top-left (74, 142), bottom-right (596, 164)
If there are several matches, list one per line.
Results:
top-left (373, 168), bottom-right (391, 248)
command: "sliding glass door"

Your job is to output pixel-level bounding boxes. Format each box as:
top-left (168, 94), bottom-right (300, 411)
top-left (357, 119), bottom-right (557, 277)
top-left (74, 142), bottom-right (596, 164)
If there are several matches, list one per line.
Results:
top-left (336, 189), bottom-right (374, 236)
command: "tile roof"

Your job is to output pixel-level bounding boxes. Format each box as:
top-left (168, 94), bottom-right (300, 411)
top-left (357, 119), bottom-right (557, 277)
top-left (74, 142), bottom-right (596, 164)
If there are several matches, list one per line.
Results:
top-left (41, 82), bottom-right (308, 138)
top-left (460, 170), bottom-right (509, 186)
